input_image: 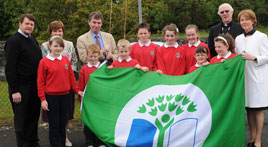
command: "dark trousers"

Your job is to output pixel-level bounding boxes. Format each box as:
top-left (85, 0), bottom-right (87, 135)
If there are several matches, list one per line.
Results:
top-left (46, 94), bottom-right (70, 147)
top-left (9, 84), bottom-right (41, 147)
top-left (84, 125), bottom-right (104, 146)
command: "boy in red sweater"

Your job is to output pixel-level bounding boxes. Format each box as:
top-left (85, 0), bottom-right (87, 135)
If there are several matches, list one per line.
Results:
top-left (182, 24), bottom-right (210, 73)
top-left (37, 36), bottom-right (83, 147)
top-left (156, 24), bottom-right (186, 76)
top-left (210, 34), bottom-right (236, 64)
top-left (108, 39), bottom-right (149, 72)
top-left (78, 44), bottom-right (105, 147)
top-left (130, 23), bottom-right (159, 71)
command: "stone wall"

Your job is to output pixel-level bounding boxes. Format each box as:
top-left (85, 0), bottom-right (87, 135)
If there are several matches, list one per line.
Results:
top-left (0, 41), bottom-right (5, 81)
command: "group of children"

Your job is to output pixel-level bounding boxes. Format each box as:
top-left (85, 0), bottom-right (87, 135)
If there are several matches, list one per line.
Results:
top-left (37, 22), bottom-right (237, 147)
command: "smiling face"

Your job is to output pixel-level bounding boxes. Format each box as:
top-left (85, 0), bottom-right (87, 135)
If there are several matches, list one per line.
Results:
top-left (87, 51), bottom-right (100, 65)
top-left (19, 17), bottom-right (35, 35)
top-left (164, 30), bottom-right (176, 46)
top-left (239, 15), bottom-right (254, 33)
top-left (218, 4), bottom-right (233, 24)
top-left (186, 28), bottom-right (198, 45)
top-left (49, 41), bottom-right (64, 58)
top-left (195, 53), bottom-right (208, 65)
top-left (137, 28), bottom-right (151, 44)
top-left (88, 18), bottom-right (102, 34)
top-left (51, 28), bottom-right (64, 37)
top-left (118, 47), bottom-right (130, 60)
top-left (214, 41), bottom-right (229, 57)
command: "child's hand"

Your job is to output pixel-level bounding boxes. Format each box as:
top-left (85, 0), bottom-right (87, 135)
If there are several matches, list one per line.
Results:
top-left (201, 62), bottom-right (209, 66)
top-left (220, 59), bottom-right (225, 62)
top-left (140, 66), bottom-right (149, 72)
top-left (41, 100), bottom-right (49, 111)
top-left (107, 65), bottom-right (113, 70)
top-left (156, 70), bottom-right (163, 74)
top-left (78, 91), bottom-right (83, 97)
top-left (135, 64), bottom-right (141, 69)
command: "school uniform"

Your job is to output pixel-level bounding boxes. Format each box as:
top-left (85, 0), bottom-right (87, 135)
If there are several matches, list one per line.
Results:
top-left (111, 57), bottom-right (139, 67)
top-left (156, 43), bottom-right (186, 76)
top-left (130, 40), bottom-right (158, 71)
top-left (182, 40), bottom-right (210, 73)
top-left (37, 54), bottom-right (79, 147)
top-left (210, 51), bottom-right (236, 64)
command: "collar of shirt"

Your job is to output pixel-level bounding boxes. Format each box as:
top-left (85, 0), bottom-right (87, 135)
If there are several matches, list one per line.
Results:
top-left (90, 31), bottom-right (101, 39)
top-left (221, 21), bottom-right (233, 28)
top-left (18, 29), bottom-right (30, 38)
top-left (188, 40), bottom-right (201, 47)
top-left (138, 40), bottom-right (151, 47)
top-left (195, 61), bottom-right (209, 67)
top-left (164, 42), bottom-right (179, 48)
top-left (118, 57), bottom-right (132, 62)
top-left (217, 51), bottom-right (231, 59)
top-left (47, 54), bottom-right (62, 61)
top-left (87, 61), bottom-right (100, 68)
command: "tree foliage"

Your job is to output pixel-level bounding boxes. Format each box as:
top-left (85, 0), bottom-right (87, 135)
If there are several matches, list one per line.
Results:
top-left (1, 0), bottom-right (268, 42)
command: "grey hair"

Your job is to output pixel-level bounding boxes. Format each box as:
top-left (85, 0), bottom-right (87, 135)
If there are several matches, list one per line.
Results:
top-left (218, 3), bottom-right (234, 15)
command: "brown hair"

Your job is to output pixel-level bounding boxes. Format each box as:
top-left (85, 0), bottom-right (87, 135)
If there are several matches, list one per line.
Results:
top-left (19, 13), bottom-right (35, 23)
top-left (238, 9), bottom-right (257, 26)
top-left (214, 34), bottom-right (235, 53)
top-left (162, 23), bottom-right (178, 36)
top-left (185, 24), bottom-right (200, 40)
top-left (117, 39), bottom-right (130, 50)
top-left (88, 12), bottom-right (103, 21)
top-left (87, 44), bottom-right (100, 55)
top-left (135, 22), bottom-right (151, 34)
top-left (48, 20), bottom-right (64, 34)
top-left (48, 36), bottom-right (64, 51)
top-left (195, 46), bottom-right (209, 54)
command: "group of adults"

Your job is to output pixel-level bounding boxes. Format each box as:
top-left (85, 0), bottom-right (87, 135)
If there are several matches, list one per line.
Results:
top-left (4, 2), bottom-right (267, 147)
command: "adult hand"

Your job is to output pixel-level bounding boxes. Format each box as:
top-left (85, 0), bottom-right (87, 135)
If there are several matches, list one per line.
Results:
top-left (12, 92), bottom-right (22, 104)
top-left (41, 100), bottom-right (49, 111)
top-left (103, 45), bottom-right (111, 53)
top-left (242, 53), bottom-right (256, 61)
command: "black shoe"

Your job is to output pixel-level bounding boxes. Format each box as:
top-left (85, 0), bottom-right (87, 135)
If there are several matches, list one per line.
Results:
top-left (247, 142), bottom-right (254, 147)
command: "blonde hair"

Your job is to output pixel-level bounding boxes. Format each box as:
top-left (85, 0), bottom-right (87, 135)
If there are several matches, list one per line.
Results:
top-left (238, 9), bottom-right (257, 26)
top-left (87, 44), bottom-right (100, 55)
top-left (185, 24), bottom-right (200, 40)
top-left (117, 39), bottom-right (130, 50)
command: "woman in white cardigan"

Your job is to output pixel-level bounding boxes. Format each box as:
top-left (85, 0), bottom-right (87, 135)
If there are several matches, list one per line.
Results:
top-left (235, 9), bottom-right (268, 147)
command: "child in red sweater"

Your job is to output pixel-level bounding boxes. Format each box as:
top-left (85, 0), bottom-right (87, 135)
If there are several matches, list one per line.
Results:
top-left (108, 39), bottom-right (149, 72)
top-left (37, 36), bottom-right (83, 147)
top-left (156, 24), bottom-right (186, 76)
top-left (182, 24), bottom-right (210, 73)
top-left (210, 34), bottom-right (236, 64)
top-left (78, 44), bottom-right (105, 147)
top-left (188, 46), bottom-right (210, 73)
top-left (130, 23), bottom-right (159, 71)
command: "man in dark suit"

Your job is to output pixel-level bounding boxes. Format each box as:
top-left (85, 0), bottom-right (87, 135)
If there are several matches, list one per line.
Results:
top-left (208, 3), bottom-right (243, 58)
top-left (5, 13), bottom-right (42, 147)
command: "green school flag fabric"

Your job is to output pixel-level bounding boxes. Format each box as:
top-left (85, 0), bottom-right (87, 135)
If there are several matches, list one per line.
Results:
top-left (82, 55), bottom-right (246, 147)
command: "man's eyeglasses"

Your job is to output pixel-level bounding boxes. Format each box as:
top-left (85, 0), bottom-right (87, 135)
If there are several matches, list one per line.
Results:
top-left (220, 10), bottom-right (230, 14)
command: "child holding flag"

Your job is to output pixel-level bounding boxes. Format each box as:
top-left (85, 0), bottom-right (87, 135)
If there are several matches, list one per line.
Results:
top-left (108, 39), bottom-right (149, 72)
top-left (156, 24), bottom-right (186, 76)
top-left (78, 44), bottom-right (105, 147)
top-left (188, 46), bottom-right (210, 73)
top-left (130, 23), bottom-right (159, 71)
top-left (210, 34), bottom-right (236, 63)
top-left (37, 36), bottom-right (83, 147)
top-left (182, 24), bottom-right (210, 73)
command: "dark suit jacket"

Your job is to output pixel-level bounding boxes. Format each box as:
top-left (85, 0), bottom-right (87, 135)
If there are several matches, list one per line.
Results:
top-left (208, 21), bottom-right (243, 58)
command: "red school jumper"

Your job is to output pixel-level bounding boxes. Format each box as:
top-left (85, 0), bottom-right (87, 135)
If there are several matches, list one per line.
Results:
top-left (210, 51), bottom-right (236, 64)
top-left (182, 41), bottom-right (210, 73)
top-left (130, 41), bottom-right (158, 71)
top-left (78, 62), bottom-right (100, 103)
top-left (156, 43), bottom-right (186, 76)
top-left (37, 55), bottom-right (79, 101)
top-left (111, 57), bottom-right (139, 68)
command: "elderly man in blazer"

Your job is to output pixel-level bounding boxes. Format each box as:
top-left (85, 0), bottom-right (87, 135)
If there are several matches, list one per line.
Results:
top-left (208, 3), bottom-right (243, 58)
top-left (77, 11), bottom-right (116, 64)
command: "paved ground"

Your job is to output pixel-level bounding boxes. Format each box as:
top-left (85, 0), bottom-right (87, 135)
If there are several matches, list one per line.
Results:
top-left (0, 111), bottom-right (267, 147)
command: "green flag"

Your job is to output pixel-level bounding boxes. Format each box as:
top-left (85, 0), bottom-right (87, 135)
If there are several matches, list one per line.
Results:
top-left (82, 55), bottom-right (245, 147)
